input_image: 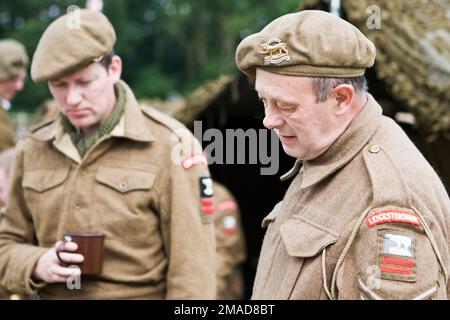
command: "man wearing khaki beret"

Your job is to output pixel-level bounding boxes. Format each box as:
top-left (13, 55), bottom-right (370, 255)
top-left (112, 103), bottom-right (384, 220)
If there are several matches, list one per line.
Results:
top-left (236, 10), bottom-right (450, 300)
top-left (0, 39), bottom-right (28, 152)
top-left (0, 9), bottom-right (216, 299)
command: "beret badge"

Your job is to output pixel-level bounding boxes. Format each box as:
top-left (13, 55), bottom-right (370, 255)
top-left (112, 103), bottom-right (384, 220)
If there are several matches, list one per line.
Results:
top-left (259, 38), bottom-right (291, 66)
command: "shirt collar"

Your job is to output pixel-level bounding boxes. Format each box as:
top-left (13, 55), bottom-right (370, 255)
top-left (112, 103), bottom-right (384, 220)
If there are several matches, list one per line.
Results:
top-left (30, 80), bottom-right (155, 143)
top-left (297, 94), bottom-right (383, 189)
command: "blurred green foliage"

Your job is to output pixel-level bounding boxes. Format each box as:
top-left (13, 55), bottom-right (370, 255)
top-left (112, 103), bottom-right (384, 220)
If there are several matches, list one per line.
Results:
top-left (0, 0), bottom-right (301, 112)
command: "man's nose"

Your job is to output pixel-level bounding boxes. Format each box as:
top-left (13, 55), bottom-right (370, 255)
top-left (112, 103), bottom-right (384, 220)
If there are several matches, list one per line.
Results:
top-left (263, 105), bottom-right (284, 129)
top-left (66, 86), bottom-right (83, 106)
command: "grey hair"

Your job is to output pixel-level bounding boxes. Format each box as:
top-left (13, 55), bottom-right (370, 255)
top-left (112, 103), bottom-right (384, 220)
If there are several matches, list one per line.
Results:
top-left (311, 76), bottom-right (368, 103)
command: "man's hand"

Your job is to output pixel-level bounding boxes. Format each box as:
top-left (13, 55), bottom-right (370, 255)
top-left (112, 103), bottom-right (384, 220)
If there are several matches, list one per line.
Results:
top-left (32, 241), bottom-right (84, 283)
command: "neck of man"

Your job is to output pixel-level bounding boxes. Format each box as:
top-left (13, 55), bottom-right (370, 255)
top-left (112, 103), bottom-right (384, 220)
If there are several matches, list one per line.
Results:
top-left (81, 92), bottom-right (117, 136)
top-left (305, 93), bottom-right (369, 161)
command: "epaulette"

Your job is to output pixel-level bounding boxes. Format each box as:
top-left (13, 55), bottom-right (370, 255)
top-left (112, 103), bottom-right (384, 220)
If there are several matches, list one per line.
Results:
top-left (362, 141), bottom-right (412, 208)
top-left (140, 104), bottom-right (195, 144)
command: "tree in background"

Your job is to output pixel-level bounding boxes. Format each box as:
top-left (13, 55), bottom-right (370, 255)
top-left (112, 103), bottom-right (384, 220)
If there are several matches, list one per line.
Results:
top-left (0, 0), bottom-right (300, 113)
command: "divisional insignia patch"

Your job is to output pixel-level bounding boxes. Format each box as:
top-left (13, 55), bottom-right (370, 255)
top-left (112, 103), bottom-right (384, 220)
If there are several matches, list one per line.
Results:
top-left (381, 232), bottom-right (414, 258)
top-left (199, 177), bottom-right (214, 198)
top-left (222, 216), bottom-right (237, 235)
top-left (199, 177), bottom-right (214, 224)
top-left (378, 230), bottom-right (416, 282)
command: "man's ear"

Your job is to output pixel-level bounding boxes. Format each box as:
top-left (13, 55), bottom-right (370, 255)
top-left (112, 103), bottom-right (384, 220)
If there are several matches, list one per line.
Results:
top-left (108, 55), bottom-right (122, 83)
top-left (331, 84), bottom-right (354, 115)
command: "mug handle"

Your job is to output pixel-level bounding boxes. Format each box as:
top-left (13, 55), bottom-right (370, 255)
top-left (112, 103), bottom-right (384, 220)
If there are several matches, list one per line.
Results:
top-left (55, 235), bottom-right (73, 265)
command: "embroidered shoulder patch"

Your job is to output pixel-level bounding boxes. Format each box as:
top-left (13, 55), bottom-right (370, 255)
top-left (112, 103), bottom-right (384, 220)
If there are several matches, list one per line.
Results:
top-left (217, 200), bottom-right (238, 212)
top-left (222, 216), bottom-right (237, 235)
top-left (199, 177), bottom-right (214, 224)
top-left (378, 230), bottom-right (416, 282)
top-left (366, 209), bottom-right (421, 228)
top-left (181, 153), bottom-right (208, 170)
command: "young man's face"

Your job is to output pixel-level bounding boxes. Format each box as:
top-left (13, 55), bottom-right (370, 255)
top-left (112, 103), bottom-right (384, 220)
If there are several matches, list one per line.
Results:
top-left (48, 56), bottom-right (122, 135)
top-left (255, 69), bottom-right (342, 161)
top-left (0, 69), bottom-right (26, 102)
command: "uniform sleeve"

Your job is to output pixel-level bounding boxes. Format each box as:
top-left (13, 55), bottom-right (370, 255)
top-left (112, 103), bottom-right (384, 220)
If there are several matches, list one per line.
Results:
top-left (156, 134), bottom-right (217, 299)
top-left (0, 111), bottom-right (16, 151)
top-left (0, 141), bottom-right (48, 295)
top-left (214, 185), bottom-right (246, 300)
top-left (336, 206), bottom-right (447, 300)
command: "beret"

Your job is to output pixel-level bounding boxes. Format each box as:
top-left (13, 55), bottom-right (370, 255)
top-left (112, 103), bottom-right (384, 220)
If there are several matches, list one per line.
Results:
top-left (236, 10), bottom-right (376, 80)
top-left (0, 39), bottom-right (29, 81)
top-left (31, 9), bottom-right (116, 83)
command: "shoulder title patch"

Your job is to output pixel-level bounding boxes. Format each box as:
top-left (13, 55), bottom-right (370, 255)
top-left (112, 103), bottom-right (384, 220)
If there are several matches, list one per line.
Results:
top-left (366, 209), bottom-right (421, 228)
top-left (181, 153), bottom-right (208, 170)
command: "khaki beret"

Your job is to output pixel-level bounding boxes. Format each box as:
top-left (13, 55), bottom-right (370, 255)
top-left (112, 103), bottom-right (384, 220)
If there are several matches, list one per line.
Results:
top-left (0, 39), bottom-right (29, 81)
top-left (31, 9), bottom-right (116, 83)
top-left (236, 10), bottom-right (376, 80)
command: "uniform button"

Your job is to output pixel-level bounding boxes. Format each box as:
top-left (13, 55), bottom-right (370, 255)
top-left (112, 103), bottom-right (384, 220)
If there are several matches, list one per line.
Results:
top-left (79, 167), bottom-right (87, 176)
top-left (73, 201), bottom-right (82, 210)
top-left (118, 182), bottom-right (128, 191)
top-left (368, 144), bottom-right (380, 153)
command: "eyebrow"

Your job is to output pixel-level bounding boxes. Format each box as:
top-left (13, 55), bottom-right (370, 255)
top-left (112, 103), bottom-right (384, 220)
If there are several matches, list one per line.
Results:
top-left (256, 91), bottom-right (298, 106)
top-left (50, 80), bottom-right (66, 86)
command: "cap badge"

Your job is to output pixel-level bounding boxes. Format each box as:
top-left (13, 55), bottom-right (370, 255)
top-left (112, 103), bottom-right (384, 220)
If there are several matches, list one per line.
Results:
top-left (260, 38), bottom-right (291, 66)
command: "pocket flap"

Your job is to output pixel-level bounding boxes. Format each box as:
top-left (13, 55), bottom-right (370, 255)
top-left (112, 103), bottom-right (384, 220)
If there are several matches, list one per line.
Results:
top-left (23, 167), bottom-right (70, 192)
top-left (280, 217), bottom-right (339, 257)
top-left (262, 201), bottom-right (283, 228)
top-left (96, 167), bottom-right (156, 193)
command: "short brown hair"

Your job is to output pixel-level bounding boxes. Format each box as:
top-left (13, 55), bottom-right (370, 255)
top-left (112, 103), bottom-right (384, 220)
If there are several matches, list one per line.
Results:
top-left (311, 76), bottom-right (368, 103)
top-left (98, 50), bottom-right (116, 70)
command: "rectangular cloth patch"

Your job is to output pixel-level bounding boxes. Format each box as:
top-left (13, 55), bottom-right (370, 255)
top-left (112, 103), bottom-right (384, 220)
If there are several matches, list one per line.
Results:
top-left (199, 177), bottom-right (214, 224)
top-left (378, 230), bottom-right (416, 282)
top-left (366, 209), bottom-right (421, 228)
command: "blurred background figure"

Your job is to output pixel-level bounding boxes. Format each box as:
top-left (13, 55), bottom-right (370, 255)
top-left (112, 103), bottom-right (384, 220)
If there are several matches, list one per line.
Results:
top-left (0, 39), bottom-right (28, 152)
top-left (0, 147), bottom-right (18, 300)
top-left (0, 147), bottom-right (15, 208)
top-left (214, 181), bottom-right (246, 300)
top-left (140, 97), bottom-right (247, 300)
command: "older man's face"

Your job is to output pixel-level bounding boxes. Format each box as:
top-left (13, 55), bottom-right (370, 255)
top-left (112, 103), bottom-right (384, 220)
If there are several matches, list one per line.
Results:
top-left (0, 69), bottom-right (26, 101)
top-left (255, 69), bottom-right (342, 160)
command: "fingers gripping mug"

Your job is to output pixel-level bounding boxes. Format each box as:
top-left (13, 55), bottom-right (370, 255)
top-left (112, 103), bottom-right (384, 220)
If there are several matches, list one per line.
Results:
top-left (56, 232), bottom-right (105, 276)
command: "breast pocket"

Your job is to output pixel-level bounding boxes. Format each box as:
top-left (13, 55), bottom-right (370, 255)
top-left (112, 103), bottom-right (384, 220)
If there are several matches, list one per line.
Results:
top-left (23, 167), bottom-right (70, 193)
top-left (94, 166), bottom-right (158, 242)
top-left (22, 167), bottom-right (70, 242)
top-left (278, 217), bottom-right (339, 299)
